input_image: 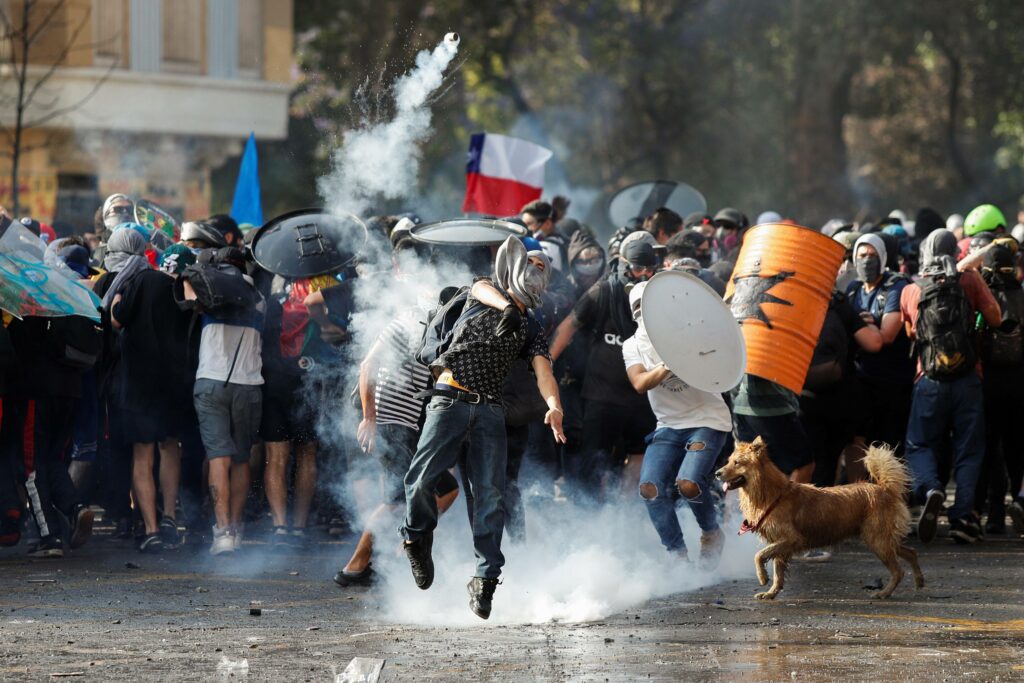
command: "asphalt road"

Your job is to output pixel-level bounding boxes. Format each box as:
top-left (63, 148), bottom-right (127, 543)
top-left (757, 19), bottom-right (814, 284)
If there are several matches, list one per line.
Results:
top-left (1, 517), bottom-right (1022, 682)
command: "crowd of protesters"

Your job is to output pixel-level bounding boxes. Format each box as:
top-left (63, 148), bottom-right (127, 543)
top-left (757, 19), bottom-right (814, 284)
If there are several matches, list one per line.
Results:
top-left (1, 194), bottom-right (1023, 618)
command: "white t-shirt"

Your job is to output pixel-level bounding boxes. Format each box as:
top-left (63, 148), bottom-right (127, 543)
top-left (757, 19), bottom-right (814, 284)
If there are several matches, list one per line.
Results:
top-left (621, 335), bottom-right (732, 432)
top-left (195, 297), bottom-right (266, 386)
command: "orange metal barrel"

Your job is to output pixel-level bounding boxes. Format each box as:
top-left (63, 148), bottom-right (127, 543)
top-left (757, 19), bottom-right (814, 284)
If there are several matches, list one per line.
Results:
top-left (724, 223), bottom-right (845, 394)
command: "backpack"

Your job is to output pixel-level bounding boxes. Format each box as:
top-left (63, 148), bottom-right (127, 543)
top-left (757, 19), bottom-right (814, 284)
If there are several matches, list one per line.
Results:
top-left (415, 286), bottom-right (486, 370)
top-left (915, 272), bottom-right (977, 380)
top-left (45, 316), bottom-right (104, 370)
top-left (984, 287), bottom-right (1024, 366)
top-left (175, 262), bottom-right (260, 319)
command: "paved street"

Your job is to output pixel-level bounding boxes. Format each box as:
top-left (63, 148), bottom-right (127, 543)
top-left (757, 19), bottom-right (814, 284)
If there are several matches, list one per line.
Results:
top-left (1, 513), bottom-right (1021, 682)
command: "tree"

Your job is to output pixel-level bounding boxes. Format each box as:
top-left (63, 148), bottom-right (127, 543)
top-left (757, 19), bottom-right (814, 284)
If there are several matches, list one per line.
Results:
top-left (0, 0), bottom-right (114, 215)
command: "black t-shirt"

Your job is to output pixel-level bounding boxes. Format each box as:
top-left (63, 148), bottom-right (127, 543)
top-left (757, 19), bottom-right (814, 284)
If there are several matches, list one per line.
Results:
top-left (571, 279), bottom-right (646, 407)
top-left (7, 316), bottom-right (83, 399)
top-left (112, 269), bottom-right (195, 410)
top-left (811, 293), bottom-right (867, 372)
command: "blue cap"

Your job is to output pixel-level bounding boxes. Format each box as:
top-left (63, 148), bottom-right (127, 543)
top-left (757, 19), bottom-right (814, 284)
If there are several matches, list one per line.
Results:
top-left (521, 236), bottom-right (542, 252)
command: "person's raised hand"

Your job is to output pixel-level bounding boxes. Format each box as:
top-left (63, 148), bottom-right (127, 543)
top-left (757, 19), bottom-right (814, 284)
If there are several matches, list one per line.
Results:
top-left (496, 304), bottom-right (523, 337)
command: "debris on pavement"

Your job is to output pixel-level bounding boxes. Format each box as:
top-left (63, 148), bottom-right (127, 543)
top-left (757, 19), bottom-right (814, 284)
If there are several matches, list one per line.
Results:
top-left (333, 657), bottom-right (385, 683)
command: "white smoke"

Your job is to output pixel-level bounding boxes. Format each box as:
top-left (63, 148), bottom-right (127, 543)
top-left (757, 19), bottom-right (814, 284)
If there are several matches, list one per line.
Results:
top-left (373, 493), bottom-right (759, 626)
top-left (317, 34), bottom-right (461, 220)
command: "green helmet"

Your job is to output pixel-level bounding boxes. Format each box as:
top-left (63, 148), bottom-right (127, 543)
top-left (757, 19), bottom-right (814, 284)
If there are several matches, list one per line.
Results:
top-left (964, 204), bottom-right (1006, 236)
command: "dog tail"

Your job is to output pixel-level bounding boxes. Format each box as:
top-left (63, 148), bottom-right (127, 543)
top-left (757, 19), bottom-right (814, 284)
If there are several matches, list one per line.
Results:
top-left (864, 443), bottom-right (910, 497)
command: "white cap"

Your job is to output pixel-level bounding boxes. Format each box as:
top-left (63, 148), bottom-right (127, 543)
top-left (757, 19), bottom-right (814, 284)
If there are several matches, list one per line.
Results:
top-left (946, 213), bottom-right (964, 230)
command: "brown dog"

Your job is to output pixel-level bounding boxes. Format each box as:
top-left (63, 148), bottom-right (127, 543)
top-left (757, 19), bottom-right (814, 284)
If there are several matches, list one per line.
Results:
top-left (715, 437), bottom-right (924, 600)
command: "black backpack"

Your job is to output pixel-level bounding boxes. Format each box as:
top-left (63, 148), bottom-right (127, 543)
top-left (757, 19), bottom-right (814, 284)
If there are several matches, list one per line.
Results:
top-left (45, 316), bottom-right (104, 370)
top-left (415, 286), bottom-right (486, 370)
top-left (915, 272), bottom-right (977, 380)
top-left (175, 262), bottom-right (260, 319)
top-left (983, 287), bottom-right (1024, 366)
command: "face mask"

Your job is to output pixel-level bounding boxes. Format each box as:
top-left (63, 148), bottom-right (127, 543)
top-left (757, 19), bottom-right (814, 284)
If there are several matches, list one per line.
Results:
top-left (696, 252), bottom-right (711, 269)
top-left (104, 214), bottom-right (122, 230)
top-left (523, 265), bottom-right (547, 303)
top-left (855, 255), bottom-right (882, 283)
top-left (189, 247), bottom-right (204, 256)
top-left (574, 260), bottom-right (602, 277)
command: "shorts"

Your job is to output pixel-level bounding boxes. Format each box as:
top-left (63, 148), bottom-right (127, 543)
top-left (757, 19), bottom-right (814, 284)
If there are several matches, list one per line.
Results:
top-left (193, 378), bottom-right (262, 463)
top-left (260, 385), bottom-right (317, 444)
top-left (733, 412), bottom-right (813, 475)
top-left (377, 422), bottom-right (458, 505)
top-left (120, 406), bottom-right (187, 445)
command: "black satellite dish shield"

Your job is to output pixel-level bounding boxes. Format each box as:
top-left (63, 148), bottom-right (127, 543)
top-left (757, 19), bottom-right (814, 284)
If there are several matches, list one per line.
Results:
top-left (251, 209), bottom-right (368, 278)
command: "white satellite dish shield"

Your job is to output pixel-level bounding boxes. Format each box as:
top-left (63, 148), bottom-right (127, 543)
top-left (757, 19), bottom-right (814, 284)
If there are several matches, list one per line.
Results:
top-left (640, 270), bottom-right (746, 393)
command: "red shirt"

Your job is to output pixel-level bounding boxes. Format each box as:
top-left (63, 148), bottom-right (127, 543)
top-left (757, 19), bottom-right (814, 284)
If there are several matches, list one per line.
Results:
top-left (899, 269), bottom-right (998, 380)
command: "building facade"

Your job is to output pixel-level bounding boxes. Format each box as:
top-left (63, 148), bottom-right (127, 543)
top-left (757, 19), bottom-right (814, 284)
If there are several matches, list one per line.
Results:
top-left (0, 0), bottom-right (293, 230)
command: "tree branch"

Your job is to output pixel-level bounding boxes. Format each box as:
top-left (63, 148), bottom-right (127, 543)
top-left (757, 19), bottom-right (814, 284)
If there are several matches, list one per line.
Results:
top-left (22, 1), bottom-right (91, 107)
top-left (22, 58), bottom-right (117, 129)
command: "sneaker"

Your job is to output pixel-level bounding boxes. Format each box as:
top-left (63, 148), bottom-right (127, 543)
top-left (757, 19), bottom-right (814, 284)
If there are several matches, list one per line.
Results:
top-left (209, 526), bottom-right (235, 555)
top-left (404, 533), bottom-right (434, 590)
top-left (917, 489), bottom-right (945, 544)
top-left (289, 528), bottom-right (307, 547)
top-left (231, 525), bottom-right (244, 551)
top-left (699, 528), bottom-right (725, 570)
top-left (69, 505), bottom-right (94, 550)
top-left (467, 577), bottom-right (499, 619)
top-left (269, 526), bottom-right (291, 549)
top-left (159, 517), bottom-right (181, 546)
top-left (137, 533), bottom-right (163, 553)
top-left (27, 536), bottom-right (63, 558)
top-left (0, 508), bottom-right (22, 547)
top-left (333, 563), bottom-right (375, 588)
top-left (1008, 500), bottom-right (1024, 536)
top-left (984, 517), bottom-right (1006, 536)
top-left (795, 549), bottom-right (833, 562)
top-left (949, 518), bottom-right (981, 545)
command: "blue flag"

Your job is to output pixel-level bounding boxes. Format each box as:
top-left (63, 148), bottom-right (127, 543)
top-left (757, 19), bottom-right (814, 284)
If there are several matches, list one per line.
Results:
top-left (230, 132), bottom-right (263, 227)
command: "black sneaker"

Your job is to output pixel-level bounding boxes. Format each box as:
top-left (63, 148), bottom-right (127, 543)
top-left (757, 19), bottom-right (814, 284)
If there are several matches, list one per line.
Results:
top-left (404, 533), bottom-right (434, 590)
top-left (467, 577), bottom-right (499, 620)
top-left (984, 517), bottom-right (1005, 536)
top-left (333, 563), bottom-right (375, 588)
top-left (69, 505), bottom-right (94, 549)
top-left (27, 536), bottom-right (63, 558)
top-left (1008, 500), bottom-right (1024, 536)
top-left (159, 517), bottom-right (181, 546)
top-left (949, 518), bottom-right (981, 544)
top-left (917, 489), bottom-right (944, 544)
top-left (138, 533), bottom-right (164, 553)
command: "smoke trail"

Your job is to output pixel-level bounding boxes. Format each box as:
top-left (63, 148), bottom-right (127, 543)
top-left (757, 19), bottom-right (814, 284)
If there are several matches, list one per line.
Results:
top-left (317, 34), bottom-right (461, 221)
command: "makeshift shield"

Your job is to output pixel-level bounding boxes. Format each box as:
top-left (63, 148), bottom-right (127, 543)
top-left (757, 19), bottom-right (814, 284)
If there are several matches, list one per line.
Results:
top-left (135, 199), bottom-right (180, 243)
top-left (251, 209), bottom-right (367, 278)
top-left (724, 223), bottom-right (845, 394)
top-left (409, 218), bottom-right (528, 246)
top-left (607, 180), bottom-right (707, 229)
top-left (641, 269), bottom-right (746, 393)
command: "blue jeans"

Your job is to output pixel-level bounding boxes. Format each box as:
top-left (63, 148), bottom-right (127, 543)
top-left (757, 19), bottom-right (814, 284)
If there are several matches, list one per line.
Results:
top-left (639, 427), bottom-right (727, 552)
top-left (402, 396), bottom-right (507, 579)
top-left (905, 374), bottom-right (985, 521)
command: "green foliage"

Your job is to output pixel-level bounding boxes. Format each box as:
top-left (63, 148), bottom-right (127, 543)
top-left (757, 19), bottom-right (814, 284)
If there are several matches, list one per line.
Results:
top-left (214, 0), bottom-right (1024, 228)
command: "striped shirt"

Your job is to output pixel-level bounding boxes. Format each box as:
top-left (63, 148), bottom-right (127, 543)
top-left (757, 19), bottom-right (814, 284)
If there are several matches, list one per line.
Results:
top-left (375, 309), bottom-right (431, 431)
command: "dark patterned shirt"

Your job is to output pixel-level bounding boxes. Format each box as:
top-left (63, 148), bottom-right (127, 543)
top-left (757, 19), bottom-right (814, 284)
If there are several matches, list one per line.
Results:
top-left (433, 290), bottom-right (551, 402)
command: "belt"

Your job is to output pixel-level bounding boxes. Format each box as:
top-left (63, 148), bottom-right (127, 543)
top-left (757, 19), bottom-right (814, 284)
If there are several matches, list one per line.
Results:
top-left (418, 387), bottom-right (492, 405)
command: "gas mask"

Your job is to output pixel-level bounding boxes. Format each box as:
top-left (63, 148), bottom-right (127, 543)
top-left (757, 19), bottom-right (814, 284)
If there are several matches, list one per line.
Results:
top-left (523, 263), bottom-right (548, 302)
top-left (716, 227), bottom-right (739, 252)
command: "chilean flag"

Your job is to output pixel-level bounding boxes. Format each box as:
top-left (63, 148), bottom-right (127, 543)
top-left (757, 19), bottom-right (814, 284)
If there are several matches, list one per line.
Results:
top-left (462, 133), bottom-right (553, 216)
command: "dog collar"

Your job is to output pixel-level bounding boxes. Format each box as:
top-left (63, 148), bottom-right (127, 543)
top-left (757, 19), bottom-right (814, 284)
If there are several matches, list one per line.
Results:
top-left (738, 486), bottom-right (790, 535)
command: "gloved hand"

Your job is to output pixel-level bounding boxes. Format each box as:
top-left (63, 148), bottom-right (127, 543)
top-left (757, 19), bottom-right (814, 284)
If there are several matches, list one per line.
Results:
top-left (495, 304), bottom-right (523, 337)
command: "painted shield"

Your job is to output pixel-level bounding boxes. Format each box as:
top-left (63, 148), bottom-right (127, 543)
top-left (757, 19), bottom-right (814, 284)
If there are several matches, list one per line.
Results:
top-left (251, 209), bottom-right (367, 278)
top-left (724, 223), bottom-right (845, 394)
top-left (409, 218), bottom-right (528, 246)
top-left (641, 269), bottom-right (746, 393)
top-left (607, 180), bottom-right (707, 229)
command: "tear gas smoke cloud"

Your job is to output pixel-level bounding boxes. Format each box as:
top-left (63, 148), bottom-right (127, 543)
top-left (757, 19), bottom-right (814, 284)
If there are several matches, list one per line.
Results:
top-left (374, 493), bottom-right (758, 626)
top-left (317, 34), bottom-right (461, 221)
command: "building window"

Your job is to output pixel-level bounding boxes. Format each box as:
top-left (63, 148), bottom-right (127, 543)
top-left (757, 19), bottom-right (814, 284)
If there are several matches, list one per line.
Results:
top-left (93, 0), bottom-right (126, 66)
top-left (237, 0), bottom-right (261, 78)
top-left (161, 0), bottom-right (202, 73)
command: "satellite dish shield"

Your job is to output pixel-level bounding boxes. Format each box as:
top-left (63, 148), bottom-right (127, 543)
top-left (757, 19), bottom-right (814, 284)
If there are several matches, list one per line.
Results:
top-left (409, 218), bottom-right (528, 246)
top-left (251, 209), bottom-right (367, 278)
top-left (608, 180), bottom-right (707, 228)
top-left (640, 269), bottom-right (746, 393)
